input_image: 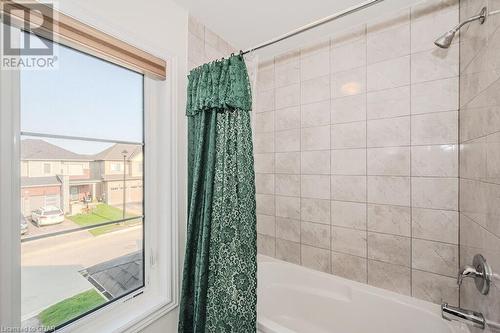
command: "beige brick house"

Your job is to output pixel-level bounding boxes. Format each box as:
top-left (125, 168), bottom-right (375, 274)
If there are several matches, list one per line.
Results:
top-left (21, 139), bottom-right (143, 216)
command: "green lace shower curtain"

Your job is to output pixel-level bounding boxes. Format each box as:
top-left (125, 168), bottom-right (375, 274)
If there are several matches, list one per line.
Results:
top-left (178, 55), bottom-right (257, 333)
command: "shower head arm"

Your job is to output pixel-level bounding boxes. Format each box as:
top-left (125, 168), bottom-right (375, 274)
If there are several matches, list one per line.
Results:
top-left (451, 7), bottom-right (487, 33)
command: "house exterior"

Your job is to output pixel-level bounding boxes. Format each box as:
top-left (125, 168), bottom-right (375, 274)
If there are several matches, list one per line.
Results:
top-left (21, 139), bottom-right (143, 216)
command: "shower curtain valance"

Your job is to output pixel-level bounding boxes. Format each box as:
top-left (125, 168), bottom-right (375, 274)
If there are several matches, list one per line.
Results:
top-left (186, 55), bottom-right (252, 116)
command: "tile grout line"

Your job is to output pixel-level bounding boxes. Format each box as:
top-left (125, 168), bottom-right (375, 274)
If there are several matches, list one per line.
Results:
top-left (329, 35), bottom-right (333, 274)
top-left (272, 57), bottom-right (277, 259)
top-left (409, 6), bottom-right (413, 296)
top-left (299, 49), bottom-right (303, 266)
top-left (364, 23), bottom-right (369, 284)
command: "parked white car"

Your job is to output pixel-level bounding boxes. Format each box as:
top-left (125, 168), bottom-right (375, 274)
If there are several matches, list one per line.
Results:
top-left (21, 214), bottom-right (28, 235)
top-left (31, 206), bottom-right (65, 227)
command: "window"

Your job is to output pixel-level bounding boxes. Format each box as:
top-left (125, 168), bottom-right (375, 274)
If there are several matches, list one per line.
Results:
top-left (43, 163), bottom-right (51, 175)
top-left (19, 34), bottom-right (145, 331)
top-left (1, 18), bottom-right (176, 333)
top-left (110, 163), bottom-right (122, 172)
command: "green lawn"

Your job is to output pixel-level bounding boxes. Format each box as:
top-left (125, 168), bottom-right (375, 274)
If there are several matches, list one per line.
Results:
top-left (39, 289), bottom-right (106, 328)
top-left (68, 204), bottom-right (140, 236)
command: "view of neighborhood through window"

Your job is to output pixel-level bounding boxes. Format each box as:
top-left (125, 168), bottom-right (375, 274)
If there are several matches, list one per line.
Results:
top-left (20, 33), bottom-right (145, 331)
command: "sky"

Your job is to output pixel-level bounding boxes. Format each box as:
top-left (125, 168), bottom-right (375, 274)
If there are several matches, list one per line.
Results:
top-left (20, 34), bottom-right (144, 155)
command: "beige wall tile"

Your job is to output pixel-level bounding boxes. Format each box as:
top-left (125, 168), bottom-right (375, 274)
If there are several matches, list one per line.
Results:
top-left (331, 67), bottom-right (366, 98)
top-left (412, 270), bottom-right (458, 306)
top-left (256, 173), bottom-right (275, 194)
top-left (331, 39), bottom-right (366, 73)
top-left (368, 232), bottom-right (411, 266)
top-left (411, 45), bottom-right (459, 84)
top-left (331, 121), bottom-right (366, 149)
top-left (367, 117), bottom-right (411, 148)
top-left (331, 175), bottom-right (367, 202)
top-left (254, 153), bottom-right (275, 173)
top-left (411, 111), bottom-right (458, 145)
top-left (276, 217), bottom-right (301, 243)
top-left (188, 16), bottom-right (204, 39)
top-left (301, 75), bottom-right (330, 104)
top-left (367, 24), bottom-right (410, 64)
top-left (331, 149), bottom-right (366, 175)
top-left (302, 100), bottom-right (330, 128)
top-left (332, 226), bottom-right (366, 257)
top-left (367, 56), bottom-right (410, 92)
top-left (367, 204), bottom-right (411, 237)
top-left (367, 176), bottom-right (411, 206)
top-left (412, 239), bottom-right (458, 277)
top-left (276, 239), bottom-right (300, 264)
top-left (301, 245), bottom-right (331, 273)
top-left (301, 150), bottom-right (330, 175)
top-left (275, 174), bottom-right (300, 197)
top-left (367, 86), bottom-right (410, 120)
top-left (411, 145), bottom-right (458, 177)
top-left (302, 222), bottom-right (331, 249)
top-left (412, 177), bottom-right (458, 210)
top-left (257, 234), bottom-right (276, 257)
top-left (257, 214), bottom-right (276, 237)
top-left (275, 152), bottom-right (300, 174)
top-left (331, 94), bottom-right (366, 124)
top-left (301, 198), bottom-right (331, 224)
top-left (301, 50), bottom-right (330, 81)
top-left (411, 77), bottom-right (459, 115)
top-left (256, 194), bottom-right (275, 216)
top-left (276, 195), bottom-right (300, 219)
top-left (257, 64), bottom-right (275, 92)
top-left (332, 252), bottom-right (367, 283)
top-left (254, 111), bottom-right (275, 133)
top-left (256, 89), bottom-right (275, 113)
top-left (254, 132), bottom-right (275, 153)
top-left (301, 175), bottom-right (331, 199)
top-left (331, 200), bottom-right (367, 230)
top-left (412, 208), bottom-right (458, 244)
top-left (368, 260), bottom-right (411, 295)
top-left (276, 129), bottom-right (300, 152)
top-left (276, 106), bottom-right (300, 131)
top-left (301, 125), bottom-right (330, 151)
top-left (367, 147), bottom-right (410, 176)
top-left (275, 53), bottom-right (300, 88)
top-left (276, 83), bottom-right (300, 109)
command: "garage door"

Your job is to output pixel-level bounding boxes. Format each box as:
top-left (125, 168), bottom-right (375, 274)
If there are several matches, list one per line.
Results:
top-left (44, 195), bottom-right (61, 208)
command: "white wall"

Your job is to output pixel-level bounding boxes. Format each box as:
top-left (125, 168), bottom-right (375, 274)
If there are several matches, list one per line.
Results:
top-left (55, 1), bottom-right (188, 332)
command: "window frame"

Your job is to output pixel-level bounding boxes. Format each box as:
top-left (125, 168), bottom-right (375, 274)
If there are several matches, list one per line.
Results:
top-left (0, 25), bottom-right (179, 332)
top-left (43, 162), bottom-right (51, 175)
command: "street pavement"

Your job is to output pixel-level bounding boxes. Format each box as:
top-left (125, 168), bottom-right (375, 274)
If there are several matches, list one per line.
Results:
top-left (21, 226), bottom-right (143, 320)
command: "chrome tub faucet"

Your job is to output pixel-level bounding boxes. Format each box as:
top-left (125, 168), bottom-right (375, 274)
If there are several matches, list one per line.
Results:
top-left (442, 303), bottom-right (485, 329)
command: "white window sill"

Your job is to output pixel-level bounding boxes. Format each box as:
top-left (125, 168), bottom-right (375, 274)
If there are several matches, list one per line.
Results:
top-left (61, 292), bottom-right (177, 333)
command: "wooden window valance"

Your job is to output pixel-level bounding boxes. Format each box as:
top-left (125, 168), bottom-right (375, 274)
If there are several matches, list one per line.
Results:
top-left (1, 0), bottom-right (166, 80)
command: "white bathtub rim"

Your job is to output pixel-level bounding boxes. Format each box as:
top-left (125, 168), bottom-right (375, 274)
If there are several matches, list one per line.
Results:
top-left (257, 255), bottom-right (469, 333)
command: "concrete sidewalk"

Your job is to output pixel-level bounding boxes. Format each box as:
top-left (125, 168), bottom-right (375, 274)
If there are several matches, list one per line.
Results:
top-left (21, 266), bottom-right (95, 321)
top-left (21, 226), bottom-right (143, 320)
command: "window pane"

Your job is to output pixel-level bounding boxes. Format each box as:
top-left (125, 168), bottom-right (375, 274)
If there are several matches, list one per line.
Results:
top-left (20, 34), bottom-right (145, 331)
top-left (20, 136), bottom-right (144, 328)
top-left (20, 34), bottom-right (143, 143)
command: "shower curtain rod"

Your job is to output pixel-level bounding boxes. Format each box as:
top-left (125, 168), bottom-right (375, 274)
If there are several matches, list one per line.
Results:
top-left (242, 0), bottom-right (384, 55)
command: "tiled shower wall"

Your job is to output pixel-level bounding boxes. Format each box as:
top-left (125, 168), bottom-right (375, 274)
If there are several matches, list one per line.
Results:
top-left (255, 0), bottom-right (461, 305)
top-left (459, 0), bottom-right (500, 331)
top-left (188, 16), bottom-right (236, 70)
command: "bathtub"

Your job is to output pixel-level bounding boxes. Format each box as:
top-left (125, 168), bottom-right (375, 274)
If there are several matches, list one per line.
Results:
top-left (257, 256), bottom-right (470, 333)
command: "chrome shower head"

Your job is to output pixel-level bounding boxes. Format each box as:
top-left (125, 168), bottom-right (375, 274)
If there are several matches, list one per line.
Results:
top-left (434, 30), bottom-right (457, 49)
top-left (434, 7), bottom-right (487, 49)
